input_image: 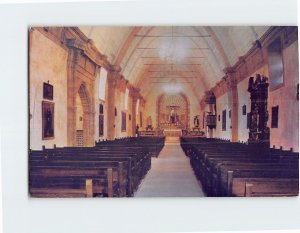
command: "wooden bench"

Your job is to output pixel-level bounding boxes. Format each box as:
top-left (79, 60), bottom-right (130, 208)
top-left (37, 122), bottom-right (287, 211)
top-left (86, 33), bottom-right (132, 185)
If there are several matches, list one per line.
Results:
top-left (29, 137), bottom-right (165, 198)
top-left (180, 137), bottom-right (299, 197)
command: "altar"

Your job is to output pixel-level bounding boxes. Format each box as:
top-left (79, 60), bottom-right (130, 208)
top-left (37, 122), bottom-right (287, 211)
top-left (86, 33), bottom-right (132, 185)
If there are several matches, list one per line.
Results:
top-left (157, 94), bottom-right (189, 136)
top-left (163, 128), bottom-right (182, 137)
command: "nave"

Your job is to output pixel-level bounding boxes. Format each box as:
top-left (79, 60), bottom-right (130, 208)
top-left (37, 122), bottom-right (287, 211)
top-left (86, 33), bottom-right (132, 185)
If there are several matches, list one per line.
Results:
top-left (29, 26), bottom-right (299, 198)
top-left (135, 139), bottom-right (205, 197)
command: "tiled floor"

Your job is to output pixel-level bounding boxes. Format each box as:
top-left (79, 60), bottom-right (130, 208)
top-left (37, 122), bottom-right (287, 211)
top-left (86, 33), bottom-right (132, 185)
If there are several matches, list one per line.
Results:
top-left (135, 141), bottom-right (205, 197)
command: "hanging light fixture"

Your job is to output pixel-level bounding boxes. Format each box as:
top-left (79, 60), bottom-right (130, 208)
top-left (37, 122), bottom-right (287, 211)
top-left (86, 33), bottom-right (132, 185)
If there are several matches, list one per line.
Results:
top-left (158, 26), bottom-right (189, 64)
top-left (162, 78), bottom-right (182, 93)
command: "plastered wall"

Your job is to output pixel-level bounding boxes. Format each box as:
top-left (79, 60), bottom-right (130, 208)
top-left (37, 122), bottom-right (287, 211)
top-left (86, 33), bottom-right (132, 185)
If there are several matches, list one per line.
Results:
top-left (29, 30), bottom-right (68, 150)
top-left (214, 93), bottom-right (231, 140)
top-left (268, 41), bottom-right (299, 151)
top-left (205, 40), bottom-right (299, 152)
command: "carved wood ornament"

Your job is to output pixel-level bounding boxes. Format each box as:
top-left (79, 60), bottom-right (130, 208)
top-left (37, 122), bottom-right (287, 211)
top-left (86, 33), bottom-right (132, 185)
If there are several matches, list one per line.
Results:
top-left (247, 74), bottom-right (270, 148)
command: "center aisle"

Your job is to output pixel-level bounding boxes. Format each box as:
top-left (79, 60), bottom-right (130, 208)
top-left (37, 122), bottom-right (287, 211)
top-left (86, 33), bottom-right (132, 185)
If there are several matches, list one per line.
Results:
top-left (135, 138), bottom-right (205, 197)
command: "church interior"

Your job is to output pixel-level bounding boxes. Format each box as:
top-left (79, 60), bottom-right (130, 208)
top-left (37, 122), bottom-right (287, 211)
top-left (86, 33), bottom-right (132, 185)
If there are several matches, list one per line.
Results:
top-left (29, 26), bottom-right (299, 197)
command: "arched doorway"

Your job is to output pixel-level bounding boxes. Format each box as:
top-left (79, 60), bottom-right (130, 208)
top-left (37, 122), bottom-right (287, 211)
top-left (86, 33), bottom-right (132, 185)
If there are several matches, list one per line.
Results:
top-left (67, 82), bottom-right (94, 147)
top-left (76, 84), bottom-right (93, 147)
top-left (157, 93), bottom-right (190, 130)
top-left (75, 93), bottom-right (84, 146)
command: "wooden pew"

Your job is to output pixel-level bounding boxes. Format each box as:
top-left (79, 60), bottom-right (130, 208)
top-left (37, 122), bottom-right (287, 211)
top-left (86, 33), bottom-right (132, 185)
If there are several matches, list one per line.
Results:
top-left (30, 161), bottom-right (125, 197)
top-left (180, 137), bottom-right (299, 197)
top-left (232, 177), bottom-right (299, 197)
top-left (29, 137), bottom-right (164, 198)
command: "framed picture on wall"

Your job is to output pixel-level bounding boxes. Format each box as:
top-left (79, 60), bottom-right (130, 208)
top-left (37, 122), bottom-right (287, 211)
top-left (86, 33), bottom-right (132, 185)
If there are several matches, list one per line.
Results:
top-left (242, 105), bottom-right (247, 115)
top-left (43, 82), bottom-right (53, 100)
top-left (271, 106), bottom-right (279, 128)
top-left (42, 101), bottom-right (54, 139)
top-left (99, 115), bottom-right (104, 136)
top-left (99, 104), bottom-right (104, 114)
top-left (247, 113), bottom-right (251, 129)
top-left (121, 111), bottom-right (126, 132)
top-left (222, 110), bottom-right (226, 131)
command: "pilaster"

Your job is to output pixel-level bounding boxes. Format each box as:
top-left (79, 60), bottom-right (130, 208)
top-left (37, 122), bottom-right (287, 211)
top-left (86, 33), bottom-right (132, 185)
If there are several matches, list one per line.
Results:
top-left (224, 68), bottom-right (239, 142)
top-left (106, 66), bottom-right (121, 139)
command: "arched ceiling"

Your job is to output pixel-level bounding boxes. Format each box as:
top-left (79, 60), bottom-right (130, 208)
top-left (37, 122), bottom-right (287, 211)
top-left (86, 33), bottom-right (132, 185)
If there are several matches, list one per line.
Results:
top-left (79, 26), bottom-right (270, 100)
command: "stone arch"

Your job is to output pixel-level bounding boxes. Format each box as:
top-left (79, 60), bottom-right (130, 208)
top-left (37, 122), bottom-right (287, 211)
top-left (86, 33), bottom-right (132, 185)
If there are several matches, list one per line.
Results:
top-left (67, 80), bottom-right (95, 147)
top-left (78, 83), bottom-right (92, 113)
top-left (76, 83), bottom-right (94, 146)
top-left (156, 93), bottom-right (190, 130)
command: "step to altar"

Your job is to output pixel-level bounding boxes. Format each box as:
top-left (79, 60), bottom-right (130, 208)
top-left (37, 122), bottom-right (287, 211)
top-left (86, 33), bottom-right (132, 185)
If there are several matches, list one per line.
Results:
top-left (165, 136), bottom-right (180, 145)
top-left (163, 128), bottom-right (182, 137)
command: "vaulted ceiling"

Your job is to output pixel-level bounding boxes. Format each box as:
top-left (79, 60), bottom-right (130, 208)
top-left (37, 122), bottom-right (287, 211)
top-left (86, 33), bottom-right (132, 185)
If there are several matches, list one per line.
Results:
top-left (79, 26), bottom-right (270, 99)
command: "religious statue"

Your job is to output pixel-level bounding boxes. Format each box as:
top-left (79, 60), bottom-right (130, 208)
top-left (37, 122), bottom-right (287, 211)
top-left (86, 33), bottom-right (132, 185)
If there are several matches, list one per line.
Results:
top-left (170, 108), bottom-right (176, 124)
top-left (135, 124), bottom-right (139, 137)
top-left (193, 116), bottom-right (199, 128)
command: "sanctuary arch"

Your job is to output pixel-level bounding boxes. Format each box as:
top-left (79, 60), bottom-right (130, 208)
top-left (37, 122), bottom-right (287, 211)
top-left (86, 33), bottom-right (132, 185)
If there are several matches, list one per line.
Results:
top-left (157, 93), bottom-right (190, 130)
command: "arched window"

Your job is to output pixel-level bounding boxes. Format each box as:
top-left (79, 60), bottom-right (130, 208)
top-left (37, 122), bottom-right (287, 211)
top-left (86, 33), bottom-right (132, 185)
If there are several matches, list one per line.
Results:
top-left (267, 38), bottom-right (283, 90)
top-left (98, 67), bottom-right (107, 100)
top-left (136, 99), bottom-right (140, 116)
top-left (124, 88), bottom-right (129, 110)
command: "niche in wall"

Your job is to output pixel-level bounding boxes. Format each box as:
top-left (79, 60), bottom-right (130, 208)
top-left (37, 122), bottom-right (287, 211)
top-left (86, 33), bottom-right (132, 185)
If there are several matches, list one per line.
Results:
top-left (271, 106), bottom-right (279, 128)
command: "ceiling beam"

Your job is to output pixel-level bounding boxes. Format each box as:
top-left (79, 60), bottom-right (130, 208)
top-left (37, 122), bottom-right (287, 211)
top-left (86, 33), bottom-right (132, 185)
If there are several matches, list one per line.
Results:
top-left (135, 35), bottom-right (211, 38)
top-left (141, 56), bottom-right (205, 58)
top-left (148, 76), bottom-right (196, 79)
top-left (151, 81), bottom-right (193, 83)
top-left (114, 27), bottom-right (143, 66)
top-left (148, 70), bottom-right (197, 72)
top-left (137, 47), bottom-right (210, 50)
top-left (144, 63), bottom-right (202, 65)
